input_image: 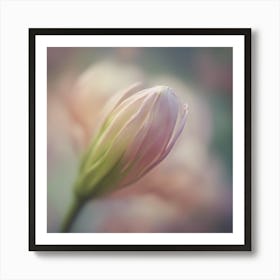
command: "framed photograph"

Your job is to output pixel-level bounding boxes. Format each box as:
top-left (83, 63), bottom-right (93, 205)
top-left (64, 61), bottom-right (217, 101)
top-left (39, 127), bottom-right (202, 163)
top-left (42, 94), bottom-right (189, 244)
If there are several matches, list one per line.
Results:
top-left (29, 28), bottom-right (251, 251)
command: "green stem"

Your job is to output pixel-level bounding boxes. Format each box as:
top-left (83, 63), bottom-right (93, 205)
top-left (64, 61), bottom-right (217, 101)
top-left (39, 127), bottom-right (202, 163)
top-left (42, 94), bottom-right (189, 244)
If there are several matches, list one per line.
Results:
top-left (61, 198), bottom-right (86, 233)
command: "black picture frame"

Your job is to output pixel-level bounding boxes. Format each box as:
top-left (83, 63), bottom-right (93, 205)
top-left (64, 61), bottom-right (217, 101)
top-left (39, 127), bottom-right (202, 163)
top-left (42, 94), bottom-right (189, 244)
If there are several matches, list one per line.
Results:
top-left (29, 28), bottom-right (251, 251)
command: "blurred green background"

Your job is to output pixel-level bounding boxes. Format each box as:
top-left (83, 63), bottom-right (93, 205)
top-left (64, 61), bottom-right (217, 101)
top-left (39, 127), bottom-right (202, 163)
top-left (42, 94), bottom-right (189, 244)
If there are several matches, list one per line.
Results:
top-left (47, 47), bottom-right (232, 233)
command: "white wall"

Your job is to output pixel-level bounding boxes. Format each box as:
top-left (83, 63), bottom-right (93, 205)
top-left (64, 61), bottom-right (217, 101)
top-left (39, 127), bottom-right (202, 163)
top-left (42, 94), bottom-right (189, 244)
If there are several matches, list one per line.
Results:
top-left (0, 0), bottom-right (279, 279)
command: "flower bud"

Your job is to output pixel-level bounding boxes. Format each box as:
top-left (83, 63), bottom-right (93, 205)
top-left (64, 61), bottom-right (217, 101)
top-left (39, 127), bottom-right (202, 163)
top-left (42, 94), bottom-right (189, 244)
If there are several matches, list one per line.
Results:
top-left (74, 84), bottom-right (188, 201)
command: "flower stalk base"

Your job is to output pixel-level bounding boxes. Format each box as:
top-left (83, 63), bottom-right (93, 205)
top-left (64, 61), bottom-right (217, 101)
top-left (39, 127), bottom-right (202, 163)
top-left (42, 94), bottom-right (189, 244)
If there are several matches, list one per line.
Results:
top-left (61, 198), bottom-right (86, 233)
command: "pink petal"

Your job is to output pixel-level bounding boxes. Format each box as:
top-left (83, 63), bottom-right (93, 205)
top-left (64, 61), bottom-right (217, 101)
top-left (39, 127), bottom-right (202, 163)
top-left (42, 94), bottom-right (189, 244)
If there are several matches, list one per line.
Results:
top-left (163, 103), bottom-right (188, 156)
top-left (84, 92), bottom-right (149, 166)
top-left (119, 88), bottom-right (181, 186)
top-left (99, 82), bottom-right (144, 123)
top-left (133, 89), bottom-right (178, 170)
top-left (84, 91), bottom-right (158, 171)
top-left (128, 102), bottom-right (187, 184)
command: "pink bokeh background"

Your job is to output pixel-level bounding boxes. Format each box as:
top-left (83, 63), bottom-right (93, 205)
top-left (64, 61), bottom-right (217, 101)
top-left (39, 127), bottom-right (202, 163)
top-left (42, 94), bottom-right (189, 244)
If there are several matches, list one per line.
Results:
top-left (47, 47), bottom-right (233, 233)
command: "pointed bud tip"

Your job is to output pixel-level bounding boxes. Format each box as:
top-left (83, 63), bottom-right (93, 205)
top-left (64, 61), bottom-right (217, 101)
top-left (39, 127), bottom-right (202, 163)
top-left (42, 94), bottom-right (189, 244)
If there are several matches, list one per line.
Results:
top-left (151, 85), bottom-right (176, 97)
top-left (153, 85), bottom-right (172, 91)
